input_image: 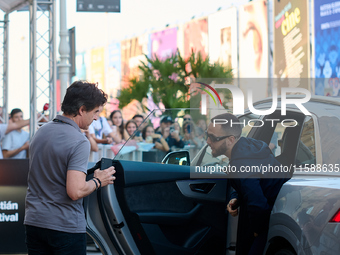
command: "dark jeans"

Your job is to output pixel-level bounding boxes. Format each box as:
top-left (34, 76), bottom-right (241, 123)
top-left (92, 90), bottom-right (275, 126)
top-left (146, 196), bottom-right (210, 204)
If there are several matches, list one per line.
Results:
top-left (25, 225), bottom-right (86, 255)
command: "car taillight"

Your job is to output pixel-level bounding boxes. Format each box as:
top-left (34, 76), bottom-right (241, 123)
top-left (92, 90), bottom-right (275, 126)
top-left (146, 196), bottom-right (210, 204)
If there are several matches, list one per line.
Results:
top-left (329, 209), bottom-right (340, 223)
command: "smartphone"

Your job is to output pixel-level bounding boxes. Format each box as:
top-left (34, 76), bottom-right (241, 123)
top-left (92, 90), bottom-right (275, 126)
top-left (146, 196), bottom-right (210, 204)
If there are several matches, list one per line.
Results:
top-left (187, 124), bottom-right (191, 134)
top-left (169, 126), bottom-right (175, 133)
top-left (100, 157), bottom-right (113, 170)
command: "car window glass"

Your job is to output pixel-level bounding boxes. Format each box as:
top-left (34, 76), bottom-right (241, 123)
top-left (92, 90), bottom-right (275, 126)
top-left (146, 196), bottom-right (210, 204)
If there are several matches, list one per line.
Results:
top-left (192, 113), bottom-right (261, 167)
top-left (271, 121), bottom-right (298, 157)
top-left (318, 113), bottom-right (340, 165)
top-left (113, 109), bottom-right (208, 164)
top-left (240, 113), bottom-right (261, 137)
top-left (263, 111), bottom-right (305, 168)
top-left (295, 116), bottom-right (316, 165)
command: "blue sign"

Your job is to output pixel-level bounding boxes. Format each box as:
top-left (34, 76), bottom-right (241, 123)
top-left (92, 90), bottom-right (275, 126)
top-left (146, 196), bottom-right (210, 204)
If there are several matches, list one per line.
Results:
top-left (314, 0), bottom-right (340, 96)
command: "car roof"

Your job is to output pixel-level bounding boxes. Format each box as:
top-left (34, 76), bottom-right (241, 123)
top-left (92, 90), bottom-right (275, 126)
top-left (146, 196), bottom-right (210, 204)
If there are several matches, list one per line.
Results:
top-left (253, 95), bottom-right (340, 107)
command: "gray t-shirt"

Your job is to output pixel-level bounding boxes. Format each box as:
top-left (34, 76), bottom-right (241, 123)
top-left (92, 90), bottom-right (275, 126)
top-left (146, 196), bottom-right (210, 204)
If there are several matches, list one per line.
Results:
top-left (24, 115), bottom-right (90, 233)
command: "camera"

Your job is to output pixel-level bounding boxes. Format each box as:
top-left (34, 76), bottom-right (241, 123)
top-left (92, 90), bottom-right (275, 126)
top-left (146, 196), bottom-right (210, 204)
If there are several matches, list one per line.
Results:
top-left (169, 126), bottom-right (175, 133)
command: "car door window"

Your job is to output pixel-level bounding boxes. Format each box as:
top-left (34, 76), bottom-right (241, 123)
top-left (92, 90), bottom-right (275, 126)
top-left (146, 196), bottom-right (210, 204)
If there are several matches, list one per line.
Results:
top-left (295, 116), bottom-right (316, 165)
top-left (193, 113), bottom-right (261, 167)
top-left (260, 111), bottom-right (305, 167)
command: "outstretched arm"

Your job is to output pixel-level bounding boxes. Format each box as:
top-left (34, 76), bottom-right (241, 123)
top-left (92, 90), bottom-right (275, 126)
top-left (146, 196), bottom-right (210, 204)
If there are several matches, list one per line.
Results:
top-left (6, 119), bottom-right (29, 134)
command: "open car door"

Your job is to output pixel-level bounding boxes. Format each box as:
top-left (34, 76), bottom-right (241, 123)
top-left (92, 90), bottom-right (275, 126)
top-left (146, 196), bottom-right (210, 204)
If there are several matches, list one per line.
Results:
top-left (84, 155), bottom-right (229, 255)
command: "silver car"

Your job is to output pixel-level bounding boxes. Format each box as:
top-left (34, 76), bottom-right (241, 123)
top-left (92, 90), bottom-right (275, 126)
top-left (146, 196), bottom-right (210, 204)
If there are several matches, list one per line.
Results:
top-left (84, 96), bottom-right (340, 255)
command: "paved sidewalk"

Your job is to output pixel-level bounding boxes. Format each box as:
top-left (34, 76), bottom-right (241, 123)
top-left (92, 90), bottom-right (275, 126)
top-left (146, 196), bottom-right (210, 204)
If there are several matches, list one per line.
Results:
top-left (87, 244), bottom-right (102, 255)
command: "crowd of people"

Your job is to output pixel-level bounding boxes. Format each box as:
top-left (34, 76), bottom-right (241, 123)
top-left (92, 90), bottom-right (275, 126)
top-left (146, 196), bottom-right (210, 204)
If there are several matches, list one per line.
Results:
top-left (0, 106), bottom-right (208, 160)
top-left (86, 110), bottom-right (207, 155)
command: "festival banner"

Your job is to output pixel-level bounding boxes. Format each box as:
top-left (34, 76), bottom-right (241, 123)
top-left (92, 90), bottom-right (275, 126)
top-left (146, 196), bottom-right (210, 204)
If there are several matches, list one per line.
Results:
top-left (75, 52), bottom-right (86, 81)
top-left (121, 34), bottom-right (150, 88)
top-left (274, 0), bottom-right (310, 89)
top-left (238, 0), bottom-right (269, 102)
top-left (314, 0), bottom-right (340, 96)
top-left (150, 27), bottom-right (177, 60)
top-left (183, 18), bottom-right (208, 60)
top-left (208, 7), bottom-right (238, 76)
top-left (107, 42), bottom-right (121, 97)
top-left (89, 47), bottom-right (105, 90)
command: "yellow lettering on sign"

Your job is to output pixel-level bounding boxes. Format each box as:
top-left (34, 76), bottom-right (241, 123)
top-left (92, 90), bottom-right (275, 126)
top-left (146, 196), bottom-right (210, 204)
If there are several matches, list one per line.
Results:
top-left (281, 8), bottom-right (301, 36)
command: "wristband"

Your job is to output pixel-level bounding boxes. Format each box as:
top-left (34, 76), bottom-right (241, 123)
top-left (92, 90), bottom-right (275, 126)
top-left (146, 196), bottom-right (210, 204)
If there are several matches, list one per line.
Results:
top-left (93, 177), bottom-right (102, 189)
top-left (91, 179), bottom-right (98, 190)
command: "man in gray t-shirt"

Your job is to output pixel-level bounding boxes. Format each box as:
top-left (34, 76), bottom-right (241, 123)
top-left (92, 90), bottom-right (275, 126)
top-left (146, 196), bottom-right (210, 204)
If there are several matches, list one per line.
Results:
top-left (24, 81), bottom-right (116, 255)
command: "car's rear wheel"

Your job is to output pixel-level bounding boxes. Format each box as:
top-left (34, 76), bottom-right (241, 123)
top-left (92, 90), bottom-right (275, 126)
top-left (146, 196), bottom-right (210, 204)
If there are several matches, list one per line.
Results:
top-left (274, 248), bottom-right (296, 255)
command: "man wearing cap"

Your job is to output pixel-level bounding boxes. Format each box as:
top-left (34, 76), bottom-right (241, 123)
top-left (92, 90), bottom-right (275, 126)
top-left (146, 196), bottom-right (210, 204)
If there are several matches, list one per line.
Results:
top-left (2, 108), bottom-right (29, 159)
top-left (156, 115), bottom-right (184, 151)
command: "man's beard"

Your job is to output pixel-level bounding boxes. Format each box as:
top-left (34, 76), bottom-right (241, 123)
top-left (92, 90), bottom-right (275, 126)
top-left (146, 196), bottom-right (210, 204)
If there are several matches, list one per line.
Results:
top-left (211, 141), bottom-right (228, 158)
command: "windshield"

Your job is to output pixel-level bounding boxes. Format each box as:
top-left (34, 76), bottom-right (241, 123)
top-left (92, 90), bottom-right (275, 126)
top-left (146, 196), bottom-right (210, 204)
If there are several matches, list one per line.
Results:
top-left (114, 109), bottom-right (207, 163)
top-left (113, 109), bottom-right (261, 169)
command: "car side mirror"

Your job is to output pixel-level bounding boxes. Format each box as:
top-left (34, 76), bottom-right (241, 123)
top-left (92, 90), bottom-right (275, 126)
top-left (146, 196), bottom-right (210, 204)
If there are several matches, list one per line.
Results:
top-left (161, 150), bottom-right (190, 166)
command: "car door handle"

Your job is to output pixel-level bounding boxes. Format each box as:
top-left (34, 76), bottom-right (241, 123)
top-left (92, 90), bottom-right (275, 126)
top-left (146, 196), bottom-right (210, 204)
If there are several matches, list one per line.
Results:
top-left (189, 183), bottom-right (216, 194)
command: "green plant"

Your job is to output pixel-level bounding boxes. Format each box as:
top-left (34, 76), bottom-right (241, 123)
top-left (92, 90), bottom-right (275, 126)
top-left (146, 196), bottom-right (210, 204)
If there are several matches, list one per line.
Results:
top-left (117, 50), bottom-right (233, 112)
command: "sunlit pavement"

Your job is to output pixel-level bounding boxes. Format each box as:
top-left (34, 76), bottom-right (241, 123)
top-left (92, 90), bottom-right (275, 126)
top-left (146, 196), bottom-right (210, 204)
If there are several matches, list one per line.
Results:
top-left (87, 244), bottom-right (102, 254)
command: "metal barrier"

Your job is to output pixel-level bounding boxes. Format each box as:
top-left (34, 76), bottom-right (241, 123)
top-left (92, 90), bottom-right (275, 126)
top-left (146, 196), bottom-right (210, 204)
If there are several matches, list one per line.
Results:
top-left (88, 144), bottom-right (202, 163)
top-left (89, 144), bottom-right (115, 162)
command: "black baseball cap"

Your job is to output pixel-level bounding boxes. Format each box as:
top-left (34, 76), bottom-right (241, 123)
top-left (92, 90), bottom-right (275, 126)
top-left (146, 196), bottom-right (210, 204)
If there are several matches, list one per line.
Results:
top-left (160, 115), bottom-right (174, 124)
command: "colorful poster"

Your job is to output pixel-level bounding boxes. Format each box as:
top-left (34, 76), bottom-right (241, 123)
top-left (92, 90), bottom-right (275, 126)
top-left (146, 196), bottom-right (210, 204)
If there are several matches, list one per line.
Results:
top-left (274, 0), bottom-right (310, 89)
top-left (314, 0), bottom-right (340, 96)
top-left (89, 47), bottom-right (105, 90)
top-left (75, 52), bottom-right (86, 81)
top-left (208, 7), bottom-right (238, 76)
top-left (238, 0), bottom-right (269, 103)
top-left (107, 42), bottom-right (121, 97)
top-left (150, 27), bottom-right (177, 60)
top-left (184, 18), bottom-right (208, 60)
top-left (239, 0), bottom-right (268, 78)
top-left (121, 34), bottom-right (150, 88)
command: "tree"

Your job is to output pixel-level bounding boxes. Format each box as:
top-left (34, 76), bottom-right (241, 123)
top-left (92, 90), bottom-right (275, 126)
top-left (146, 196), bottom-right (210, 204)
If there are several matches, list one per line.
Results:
top-left (117, 50), bottom-right (233, 112)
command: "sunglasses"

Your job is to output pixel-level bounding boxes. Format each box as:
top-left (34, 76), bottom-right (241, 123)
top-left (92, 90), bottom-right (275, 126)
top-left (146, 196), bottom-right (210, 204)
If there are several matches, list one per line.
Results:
top-left (183, 118), bottom-right (191, 121)
top-left (205, 131), bottom-right (234, 142)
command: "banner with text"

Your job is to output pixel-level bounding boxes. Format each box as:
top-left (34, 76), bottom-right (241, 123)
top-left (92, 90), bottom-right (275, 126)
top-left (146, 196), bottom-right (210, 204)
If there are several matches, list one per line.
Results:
top-left (150, 27), bottom-right (177, 60)
top-left (274, 0), bottom-right (310, 90)
top-left (314, 0), bottom-right (340, 96)
top-left (208, 7), bottom-right (238, 77)
top-left (239, 0), bottom-right (269, 102)
top-left (184, 18), bottom-right (208, 60)
top-left (121, 34), bottom-right (150, 88)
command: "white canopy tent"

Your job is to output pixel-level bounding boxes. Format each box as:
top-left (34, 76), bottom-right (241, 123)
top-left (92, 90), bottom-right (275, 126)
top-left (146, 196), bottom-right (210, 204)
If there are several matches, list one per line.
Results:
top-left (0, 0), bottom-right (29, 13)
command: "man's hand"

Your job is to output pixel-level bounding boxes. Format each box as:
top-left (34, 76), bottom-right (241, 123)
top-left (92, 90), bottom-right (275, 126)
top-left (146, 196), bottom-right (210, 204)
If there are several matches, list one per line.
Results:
top-left (93, 166), bottom-right (116, 187)
top-left (105, 137), bottom-right (113, 144)
top-left (226, 198), bottom-right (239, 217)
top-left (67, 166), bottom-right (116, 201)
top-left (152, 133), bottom-right (162, 139)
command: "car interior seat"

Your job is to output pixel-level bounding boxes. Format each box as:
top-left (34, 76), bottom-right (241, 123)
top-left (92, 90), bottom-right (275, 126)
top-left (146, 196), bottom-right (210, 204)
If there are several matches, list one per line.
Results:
top-left (275, 126), bottom-right (302, 167)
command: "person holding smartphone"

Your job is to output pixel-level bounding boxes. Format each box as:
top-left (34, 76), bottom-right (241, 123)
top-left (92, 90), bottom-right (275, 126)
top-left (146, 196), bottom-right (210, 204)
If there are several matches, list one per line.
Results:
top-left (182, 120), bottom-right (203, 149)
top-left (155, 115), bottom-right (184, 151)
